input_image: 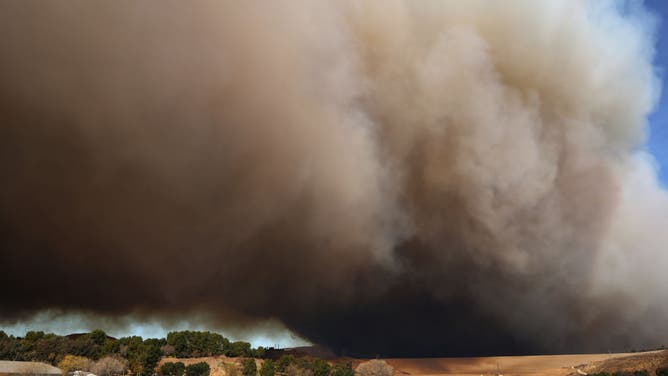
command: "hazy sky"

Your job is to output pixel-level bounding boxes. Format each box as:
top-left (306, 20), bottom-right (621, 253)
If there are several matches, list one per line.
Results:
top-left (0, 313), bottom-right (309, 348)
top-left (646, 0), bottom-right (668, 184)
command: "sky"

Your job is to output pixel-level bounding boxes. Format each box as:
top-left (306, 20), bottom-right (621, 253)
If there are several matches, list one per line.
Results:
top-left (0, 313), bottom-right (309, 348)
top-left (2, 1), bottom-right (668, 357)
top-left (646, 0), bottom-right (668, 185)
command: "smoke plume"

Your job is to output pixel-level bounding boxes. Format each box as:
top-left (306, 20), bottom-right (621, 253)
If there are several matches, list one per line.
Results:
top-left (1, 0), bottom-right (667, 356)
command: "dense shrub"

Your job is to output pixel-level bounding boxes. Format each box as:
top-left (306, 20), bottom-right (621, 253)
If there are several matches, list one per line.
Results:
top-left (295, 358), bottom-right (313, 372)
top-left (312, 359), bottom-right (330, 376)
top-left (285, 364), bottom-right (312, 376)
top-left (260, 360), bottom-right (275, 376)
top-left (92, 356), bottom-right (128, 376)
top-left (0, 329), bottom-right (269, 370)
top-left (140, 340), bottom-right (163, 376)
top-left (166, 332), bottom-right (229, 358)
top-left (227, 342), bottom-right (252, 358)
top-left (57, 355), bottom-right (93, 375)
top-left (243, 359), bottom-right (257, 376)
top-left (276, 355), bottom-right (295, 373)
top-left (185, 362), bottom-right (210, 376)
top-left (160, 362), bottom-right (186, 376)
top-left (330, 363), bottom-right (354, 376)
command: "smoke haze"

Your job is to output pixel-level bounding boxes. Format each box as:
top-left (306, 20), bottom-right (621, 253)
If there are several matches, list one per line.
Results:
top-left (1, 0), bottom-right (667, 356)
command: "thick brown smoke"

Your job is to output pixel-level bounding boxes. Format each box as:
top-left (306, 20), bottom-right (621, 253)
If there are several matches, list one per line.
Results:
top-left (1, 0), bottom-right (667, 356)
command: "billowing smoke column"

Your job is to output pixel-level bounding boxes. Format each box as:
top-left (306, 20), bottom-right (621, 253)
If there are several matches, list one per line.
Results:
top-left (1, 0), bottom-right (667, 356)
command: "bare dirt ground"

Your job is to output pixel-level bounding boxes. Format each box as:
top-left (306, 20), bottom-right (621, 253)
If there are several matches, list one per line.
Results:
top-left (583, 350), bottom-right (668, 375)
top-left (383, 351), bottom-right (667, 376)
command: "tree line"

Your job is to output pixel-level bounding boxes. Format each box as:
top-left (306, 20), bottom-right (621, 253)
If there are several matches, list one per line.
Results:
top-left (0, 330), bottom-right (395, 376)
top-left (0, 330), bottom-right (266, 375)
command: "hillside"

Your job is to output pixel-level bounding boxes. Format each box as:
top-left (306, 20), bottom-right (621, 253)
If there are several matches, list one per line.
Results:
top-left (160, 350), bottom-right (668, 376)
top-left (382, 351), bottom-right (666, 376)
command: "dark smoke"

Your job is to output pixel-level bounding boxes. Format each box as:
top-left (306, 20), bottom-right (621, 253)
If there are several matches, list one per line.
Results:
top-left (1, 0), bottom-right (668, 357)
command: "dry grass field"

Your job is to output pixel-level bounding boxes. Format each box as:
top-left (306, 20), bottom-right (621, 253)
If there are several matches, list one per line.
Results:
top-left (159, 350), bottom-right (668, 376)
top-left (382, 351), bottom-right (668, 376)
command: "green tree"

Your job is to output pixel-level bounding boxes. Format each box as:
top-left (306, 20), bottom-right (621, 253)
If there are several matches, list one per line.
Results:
top-left (243, 359), bottom-right (257, 376)
top-left (166, 332), bottom-right (189, 358)
top-left (101, 338), bottom-right (120, 355)
top-left (24, 331), bottom-right (45, 342)
top-left (160, 362), bottom-right (186, 376)
top-left (204, 333), bottom-right (228, 356)
top-left (165, 331), bottom-right (230, 358)
top-left (33, 334), bottom-right (66, 363)
top-left (330, 363), bottom-right (354, 376)
top-left (68, 335), bottom-right (101, 360)
top-left (119, 336), bottom-right (144, 360)
top-left (251, 347), bottom-right (266, 359)
top-left (88, 330), bottom-right (108, 346)
top-left (260, 360), bottom-right (275, 376)
top-left (19, 331), bottom-right (46, 359)
top-left (185, 362), bottom-right (210, 376)
top-left (657, 367), bottom-right (668, 376)
top-left (141, 340), bottom-right (163, 376)
top-left (0, 335), bottom-right (19, 361)
top-left (228, 342), bottom-right (252, 357)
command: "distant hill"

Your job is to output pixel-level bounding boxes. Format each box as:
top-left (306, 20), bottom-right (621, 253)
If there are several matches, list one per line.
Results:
top-left (65, 333), bottom-right (117, 341)
top-left (262, 345), bottom-right (337, 360)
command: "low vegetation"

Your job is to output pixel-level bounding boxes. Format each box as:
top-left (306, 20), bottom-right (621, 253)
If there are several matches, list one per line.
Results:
top-left (589, 372), bottom-right (650, 376)
top-left (55, 354), bottom-right (127, 376)
top-left (354, 360), bottom-right (393, 376)
top-left (0, 328), bottom-right (359, 376)
top-left (57, 355), bottom-right (94, 375)
top-left (184, 362), bottom-right (210, 376)
top-left (16, 329), bottom-right (665, 376)
top-left (159, 362), bottom-right (185, 376)
top-left (259, 359), bottom-right (274, 376)
top-left (91, 356), bottom-right (128, 376)
top-left (0, 330), bottom-right (266, 376)
top-left (242, 358), bottom-right (257, 376)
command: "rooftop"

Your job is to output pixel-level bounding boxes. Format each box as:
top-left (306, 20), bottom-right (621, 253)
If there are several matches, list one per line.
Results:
top-left (0, 361), bottom-right (61, 375)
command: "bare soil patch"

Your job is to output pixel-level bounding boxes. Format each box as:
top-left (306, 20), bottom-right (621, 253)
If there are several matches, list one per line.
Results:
top-left (382, 351), bottom-right (666, 376)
